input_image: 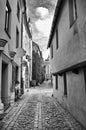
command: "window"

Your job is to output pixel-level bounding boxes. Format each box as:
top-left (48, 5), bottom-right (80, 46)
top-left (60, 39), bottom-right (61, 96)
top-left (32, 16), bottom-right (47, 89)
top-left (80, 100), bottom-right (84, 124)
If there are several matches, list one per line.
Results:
top-left (69, 0), bottom-right (77, 28)
top-left (51, 44), bottom-right (53, 59)
top-left (56, 75), bottom-right (58, 90)
top-left (21, 13), bottom-right (23, 48)
top-left (5, 0), bottom-right (11, 37)
top-left (15, 66), bottom-right (19, 84)
top-left (21, 22), bottom-right (23, 47)
top-left (17, 1), bottom-right (20, 21)
top-left (84, 68), bottom-right (86, 91)
top-left (63, 73), bottom-right (67, 96)
top-left (56, 29), bottom-right (58, 49)
top-left (16, 27), bottom-right (19, 48)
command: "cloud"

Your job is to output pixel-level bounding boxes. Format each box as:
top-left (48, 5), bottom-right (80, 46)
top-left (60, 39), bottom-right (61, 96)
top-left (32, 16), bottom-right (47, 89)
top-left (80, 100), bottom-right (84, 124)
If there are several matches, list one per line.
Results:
top-left (26, 0), bottom-right (57, 59)
top-left (42, 49), bottom-right (50, 60)
top-left (27, 0), bottom-right (57, 20)
top-left (36, 7), bottom-right (49, 19)
top-left (35, 15), bottom-right (53, 37)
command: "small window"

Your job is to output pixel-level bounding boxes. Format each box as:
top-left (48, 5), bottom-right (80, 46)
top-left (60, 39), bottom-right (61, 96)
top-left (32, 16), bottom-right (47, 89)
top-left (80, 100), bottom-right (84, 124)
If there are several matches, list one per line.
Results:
top-left (21, 22), bottom-right (23, 47)
top-left (17, 1), bottom-right (20, 22)
top-left (51, 44), bottom-right (53, 59)
top-left (63, 73), bottom-right (67, 96)
top-left (84, 68), bottom-right (86, 92)
top-left (16, 27), bottom-right (19, 48)
top-left (69, 0), bottom-right (77, 28)
top-left (56, 75), bottom-right (58, 90)
top-left (15, 66), bottom-right (19, 84)
top-left (5, 0), bottom-right (11, 38)
top-left (56, 29), bottom-right (58, 49)
top-left (21, 13), bottom-right (23, 47)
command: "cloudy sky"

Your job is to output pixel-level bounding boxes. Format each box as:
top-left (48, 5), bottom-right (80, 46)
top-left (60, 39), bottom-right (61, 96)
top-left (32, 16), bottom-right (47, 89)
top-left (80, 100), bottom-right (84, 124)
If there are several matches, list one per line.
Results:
top-left (27, 0), bottom-right (57, 59)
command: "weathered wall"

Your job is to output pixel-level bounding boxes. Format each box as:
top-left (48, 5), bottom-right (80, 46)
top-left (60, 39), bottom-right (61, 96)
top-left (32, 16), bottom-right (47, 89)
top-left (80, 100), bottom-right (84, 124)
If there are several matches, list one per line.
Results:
top-left (51, 0), bottom-right (86, 74)
top-left (51, 0), bottom-right (86, 128)
top-left (53, 69), bottom-right (86, 128)
top-left (0, 0), bottom-right (23, 107)
top-left (67, 69), bottom-right (86, 127)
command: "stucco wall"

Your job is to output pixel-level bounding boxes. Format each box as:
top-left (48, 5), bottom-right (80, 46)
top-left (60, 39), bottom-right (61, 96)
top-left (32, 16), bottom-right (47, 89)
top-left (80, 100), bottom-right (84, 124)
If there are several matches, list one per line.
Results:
top-left (0, 0), bottom-right (23, 104)
top-left (0, 0), bottom-right (22, 65)
top-left (67, 69), bottom-right (86, 127)
top-left (50, 0), bottom-right (86, 74)
top-left (53, 69), bottom-right (86, 128)
top-left (51, 0), bottom-right (86, 128)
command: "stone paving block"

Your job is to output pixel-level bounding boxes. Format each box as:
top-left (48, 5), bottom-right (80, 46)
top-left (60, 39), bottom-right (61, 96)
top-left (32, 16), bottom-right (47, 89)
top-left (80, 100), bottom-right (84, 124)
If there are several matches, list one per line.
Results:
top-left (0, 87), bottom-right (85, 130)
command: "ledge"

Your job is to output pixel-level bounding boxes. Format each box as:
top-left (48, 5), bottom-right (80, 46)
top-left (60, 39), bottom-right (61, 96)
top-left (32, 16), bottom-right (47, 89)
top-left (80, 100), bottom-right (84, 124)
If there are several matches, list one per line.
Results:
top-left (52, 60), bottom-right (86, 76)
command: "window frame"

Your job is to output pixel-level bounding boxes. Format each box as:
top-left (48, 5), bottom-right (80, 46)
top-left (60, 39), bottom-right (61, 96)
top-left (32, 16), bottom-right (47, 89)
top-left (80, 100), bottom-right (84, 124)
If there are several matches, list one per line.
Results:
top-left (56, 29), bottom-right (58, 49)
top-left (63, 73), bottom-right (67, 96)
top-left (17, 0), bottom-right (20, 22)
top-left (5, 0), bottom-right (11, 38)
top-left (56, 75), bottom-right (58, 90)
top-left (50, 44), bottom-right (53, 59)
top-left (84, 68), bottom-right (86, 92)
top-left (16, 27), bottom-right (19, 48)
top-left (15, 66), bottom-right (19, 84)
top-left (69, 0), bottom-right (77, 28)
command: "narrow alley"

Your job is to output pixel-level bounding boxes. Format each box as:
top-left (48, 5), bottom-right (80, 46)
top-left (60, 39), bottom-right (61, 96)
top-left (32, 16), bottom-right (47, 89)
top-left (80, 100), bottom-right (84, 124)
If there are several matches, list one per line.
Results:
top-left (0, 81), bottom-right (85, 130)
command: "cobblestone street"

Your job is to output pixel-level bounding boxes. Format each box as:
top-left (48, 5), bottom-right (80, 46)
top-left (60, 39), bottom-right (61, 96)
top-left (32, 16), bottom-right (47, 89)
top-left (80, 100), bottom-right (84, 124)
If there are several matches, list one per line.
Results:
top-left (0, 81), bottom-right (85, 130)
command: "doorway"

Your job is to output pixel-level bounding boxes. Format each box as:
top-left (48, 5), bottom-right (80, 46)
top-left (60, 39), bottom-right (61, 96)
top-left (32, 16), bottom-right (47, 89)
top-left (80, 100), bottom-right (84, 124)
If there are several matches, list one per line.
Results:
top-left (1, 61), bottom-right (9, 110)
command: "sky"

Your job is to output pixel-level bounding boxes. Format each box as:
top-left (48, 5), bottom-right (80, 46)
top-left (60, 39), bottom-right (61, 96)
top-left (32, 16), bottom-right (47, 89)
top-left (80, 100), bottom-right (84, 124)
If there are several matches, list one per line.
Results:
top-left (27, 0), bottom-right (57, 60)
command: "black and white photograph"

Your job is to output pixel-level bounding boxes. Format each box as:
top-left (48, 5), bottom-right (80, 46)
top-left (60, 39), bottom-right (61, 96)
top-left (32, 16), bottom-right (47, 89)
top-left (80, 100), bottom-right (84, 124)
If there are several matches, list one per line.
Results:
top-left (0, 0), bottom-right (86, 129)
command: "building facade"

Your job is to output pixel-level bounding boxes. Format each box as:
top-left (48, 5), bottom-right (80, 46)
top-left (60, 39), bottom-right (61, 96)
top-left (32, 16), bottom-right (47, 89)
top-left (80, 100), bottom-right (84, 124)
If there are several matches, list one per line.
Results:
top-left (44, 57), bottom-right (51, 81)
top-left (32, 42), bottom-right (44, 86)
top-left (47, 0), bottom-right (86, 128)
top-left (22, 15), bottom-right (32, 92)
top-left (0, 0), bottom-right (26, 113)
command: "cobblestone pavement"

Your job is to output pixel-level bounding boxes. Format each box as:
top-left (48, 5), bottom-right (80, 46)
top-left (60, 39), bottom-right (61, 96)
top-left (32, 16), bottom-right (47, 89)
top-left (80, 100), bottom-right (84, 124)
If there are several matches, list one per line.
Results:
top-left (0, 81), bottom-right (86, 130)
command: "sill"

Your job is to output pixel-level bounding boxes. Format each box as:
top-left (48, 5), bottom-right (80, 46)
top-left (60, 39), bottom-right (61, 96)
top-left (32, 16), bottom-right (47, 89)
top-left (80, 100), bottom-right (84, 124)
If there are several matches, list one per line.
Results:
top-left (4, 28), bottom-right (11, 39)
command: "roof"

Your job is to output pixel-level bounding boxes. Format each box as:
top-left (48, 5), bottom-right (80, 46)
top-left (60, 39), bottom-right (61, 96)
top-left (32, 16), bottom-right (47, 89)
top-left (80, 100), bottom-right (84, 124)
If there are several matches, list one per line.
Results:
top-left (47, 0), bottom-right (63, 48)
